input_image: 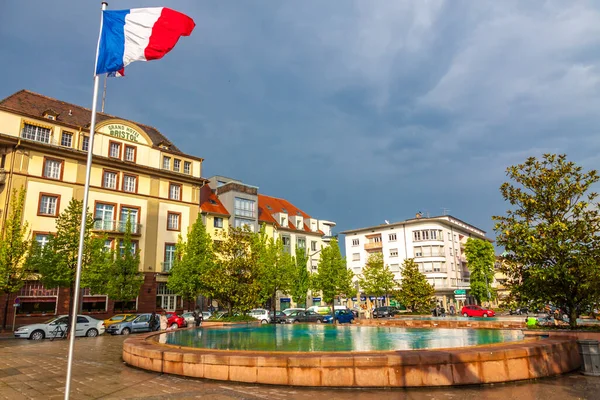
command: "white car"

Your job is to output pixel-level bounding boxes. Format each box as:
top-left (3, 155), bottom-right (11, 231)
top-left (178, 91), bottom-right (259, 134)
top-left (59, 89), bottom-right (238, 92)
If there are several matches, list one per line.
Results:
top-left (249, 308), bottom-right (271, 324)
top-left (14, 315), bottom-right (105, 340)
top-left (282, 308), bottom-right (305, 316)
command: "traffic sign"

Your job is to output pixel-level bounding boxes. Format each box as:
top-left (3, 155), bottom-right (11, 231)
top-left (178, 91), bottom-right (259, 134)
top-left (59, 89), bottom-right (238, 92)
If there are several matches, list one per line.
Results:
top-left (454, 289), bottom-right (466, 295)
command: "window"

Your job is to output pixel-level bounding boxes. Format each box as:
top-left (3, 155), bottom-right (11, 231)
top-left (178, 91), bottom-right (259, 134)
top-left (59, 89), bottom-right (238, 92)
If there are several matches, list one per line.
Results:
top-left (81, 136), bottom-right (89, 151)
top-left (122, 174), bottom-right (137, 193)
top-left (414, 246), bottom-right (423, 257)
top-left (38, 194), bottom-right (59, 217)
top-left (234, 197), bottom-right (255, 218)
top-left (414, 231), bottom-right (421, 241)
top-left (156, 282), bottom-right (178, 311)
top-left (168, 183), bottom-right (181, 200)
top-left (162, 156), bottom-right (171, 170)
top-left (281, 216), bottom-right (287, 226)
top-left (103, 239), bottom-right (113, 252)
top-left (43, 158), bottom-right (63, 180)
top-left (61, 132), bottom-right (73, 147)
top-left (184, 161), bottom-right (191, 174)
top-left (109, 141), bottom-right (121, 158)
top-left (118, 239), bottom-right (138, 256)
top-left (448, 232), bottom-right (452, 241)
top-left (120, 207), bottom-right (139, 233)
top-left (390, 248), bottom-right (398, 257)
top-left (234, 218), bottom-right (254, 231)
top-left (102, 170), bottom-right (118, 189)
top-left (163, 244), bottom-right (177, 272)
top-left (311, 241), bottom-right (317, 251)
top-left (94, 203), bottom-right (115, 230)
top-left (389, 233), bottom-right (397, 241)
top-left (373, 236), bottom-right (382, 243)
top-left (296, 220), bottom-right (302, 229)
top-left (34, 233), bottom-right (50, 248)
top-left (167, 212), bottom-right (181, 231)
top-left (124, 145), bottom-right (136, 162)
top-left (282, 236), bottom-right (291, 253)
top-left (352, 239), bottom-right (359, 246)
top-left (352, 253), bottom-right (360, 261)
top-left (297, 238), bottom-right (306, 248)
top-left (389, 264), bottom-right (400, 272)
top-left (423, 230), bottom-right (430, 240)
top-left (214, 217), bottom-right (224, 228)
top-left (21, 123), bottom-right (51, 143)
top-left (173, 159), bottom-right (181, 172)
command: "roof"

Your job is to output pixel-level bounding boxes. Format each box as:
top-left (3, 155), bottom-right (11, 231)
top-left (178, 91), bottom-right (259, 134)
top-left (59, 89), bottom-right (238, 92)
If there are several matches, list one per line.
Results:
top-left (200, 185), bottom-right (230, 216)
top-left (340, 215), bottom-right (488, 239)
top-left (258, 194), bottom-right (324, 234)
top-left (0, 89), bottom-right (190, 157)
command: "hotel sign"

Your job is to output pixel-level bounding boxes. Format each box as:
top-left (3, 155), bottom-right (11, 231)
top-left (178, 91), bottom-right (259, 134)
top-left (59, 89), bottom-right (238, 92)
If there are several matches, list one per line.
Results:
top-left (106, 124), bottom-right (141, 142)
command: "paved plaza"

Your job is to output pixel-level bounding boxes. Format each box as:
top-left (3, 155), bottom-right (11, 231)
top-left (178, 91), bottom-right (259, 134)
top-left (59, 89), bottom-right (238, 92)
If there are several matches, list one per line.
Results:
top-left (0, 334), bottom-right (598, 399)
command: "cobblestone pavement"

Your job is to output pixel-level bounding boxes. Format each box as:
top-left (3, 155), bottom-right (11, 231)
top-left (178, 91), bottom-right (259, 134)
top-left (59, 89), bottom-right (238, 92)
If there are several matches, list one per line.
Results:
top-left (0, 335), bottom-right (598, 400)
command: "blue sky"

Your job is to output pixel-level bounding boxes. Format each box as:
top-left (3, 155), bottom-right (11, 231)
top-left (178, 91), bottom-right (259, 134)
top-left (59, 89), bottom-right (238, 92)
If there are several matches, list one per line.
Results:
top-left (2, 1), bottom-right (600, 249)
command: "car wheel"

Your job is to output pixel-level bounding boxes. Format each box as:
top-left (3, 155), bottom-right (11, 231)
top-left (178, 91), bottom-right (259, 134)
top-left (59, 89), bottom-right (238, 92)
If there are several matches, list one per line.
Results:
top-left (463, 313), bottom-right (469, 317)
top-left (30, 330), bottom-right (45, 340)
top-left (86, 328), bottom-right (98, 338)
top-left (483, 313), bottom-right (489, 318)
top-left (171, 323), bottom-right (178, 329)
top-left (316, 319), bottom-right (322, 324)
top-left (122, 327), bottom-right (131, 335)
top-left (261, 319), bottom-right (268, 324)
top-left (293, 319), bottom-right (300, 324)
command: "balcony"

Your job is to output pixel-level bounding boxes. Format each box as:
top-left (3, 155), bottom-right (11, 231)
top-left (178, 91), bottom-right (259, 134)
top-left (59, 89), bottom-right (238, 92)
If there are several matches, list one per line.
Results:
top-left (364, 241), bottom-right (383, 251)
top-left (92, 220), bottom-right (142, 235)
top-left (161, 261), bottom-right (173, 273)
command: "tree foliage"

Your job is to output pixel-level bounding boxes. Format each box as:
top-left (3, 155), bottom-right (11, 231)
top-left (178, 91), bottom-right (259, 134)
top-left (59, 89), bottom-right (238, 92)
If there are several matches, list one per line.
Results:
top-left (0, 187), bottom-right (30, 329)
top-left (291, 246), bottom-right (310, 307)
top-left (464, 238), bottom-right (496, 305)
top-left (395, 258), bottom-right (435, 313)
top-left (312, 238), bottom-right (355, 317)
top-left (358, 252), bottom-right (396, 304)
top-left (493, 154), bottom-right (600, 328)
top-left (259, 237), bottom-right (295, 312)
top-left (167, 215), bottom-right (215, 301)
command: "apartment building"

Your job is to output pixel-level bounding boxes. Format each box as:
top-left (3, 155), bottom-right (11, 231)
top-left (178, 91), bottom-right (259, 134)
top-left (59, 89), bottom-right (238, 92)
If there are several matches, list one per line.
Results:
top-left (341, 214), bottom-right (491, 307)
top-left (0, 90), bottom-right (207, 326)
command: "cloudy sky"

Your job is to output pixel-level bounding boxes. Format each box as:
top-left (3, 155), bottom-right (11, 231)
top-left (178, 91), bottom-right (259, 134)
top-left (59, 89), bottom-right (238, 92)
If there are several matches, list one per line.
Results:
top-left (2, 1), bottom-right (600, 250)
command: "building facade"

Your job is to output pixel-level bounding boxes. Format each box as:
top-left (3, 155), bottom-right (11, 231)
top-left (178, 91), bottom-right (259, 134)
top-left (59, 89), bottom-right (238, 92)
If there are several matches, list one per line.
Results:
top-left (0, 90), bottom-right (206, 327)
top-left (341, 214), bottom-right (492, 308)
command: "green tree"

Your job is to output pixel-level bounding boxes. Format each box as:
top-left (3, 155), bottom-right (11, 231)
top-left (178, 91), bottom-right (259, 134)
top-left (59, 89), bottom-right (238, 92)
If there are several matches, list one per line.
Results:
top-left (493, 154), bottom-right (600, 328)
top-left (167, 215), bottom-right (215, 305)
top-left (395, 259), bottom-right (435, 313)
top-left (27, 199), bottom-right (105, 314)
top-left (312, 238), bottom-right (355, 321)
top-left (291, 246), bottom-right (310, 307)
top-left (358, 252), bottom-right (396, 307)
top-left (259, 237), bottom-right (295, 313)
top-left (104, 218), bottom-right (143, 311)
top-left (0, 187), bottom-right (30, 329)
top-left (464, 238), bottom-right (496, 305)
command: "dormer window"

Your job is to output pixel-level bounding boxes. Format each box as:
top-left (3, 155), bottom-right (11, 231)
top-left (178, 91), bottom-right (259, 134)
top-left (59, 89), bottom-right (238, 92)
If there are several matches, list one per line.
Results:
top-left (296, 220), bottom-right (302, 229)
top-left (281, 216), bottom-right (287, 226)
top-left (46, 115), bottom-right (55, 120)
top-left (42, 109), bottom-right (59, 120)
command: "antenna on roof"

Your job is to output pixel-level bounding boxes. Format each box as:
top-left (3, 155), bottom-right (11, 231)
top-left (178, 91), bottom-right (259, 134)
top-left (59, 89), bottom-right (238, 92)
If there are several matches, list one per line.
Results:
top-left (442, 207), bottom-right (450, 216)
top-left (384, 220), bottom-right (390, 225)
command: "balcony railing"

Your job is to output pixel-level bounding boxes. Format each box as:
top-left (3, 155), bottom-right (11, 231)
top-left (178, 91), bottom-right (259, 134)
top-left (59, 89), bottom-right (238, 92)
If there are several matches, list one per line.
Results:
top-left (161, 261), bottom-right (173, 273)
top-left (93, 220), bottom-right (142, 235)
top-left (364, 242), bottom-right (383, 251)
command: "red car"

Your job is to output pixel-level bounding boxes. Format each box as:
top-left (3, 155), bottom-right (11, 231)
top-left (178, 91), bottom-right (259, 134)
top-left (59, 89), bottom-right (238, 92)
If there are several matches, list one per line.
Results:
top-left (166, 313), bottom-right (187, 328)
top-left (461, 305), bottom-right (495, 318)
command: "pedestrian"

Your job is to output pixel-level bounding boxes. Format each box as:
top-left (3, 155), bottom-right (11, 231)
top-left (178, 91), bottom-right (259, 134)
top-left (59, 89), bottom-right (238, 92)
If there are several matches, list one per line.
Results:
top-left (160, 311), bottom-right (168, 331)
top-left (149, 311), bottom-right (158, 331)
top-left (449, 304), bottom-right (455, 316)
top-left (194, 310), bottom-right (202, 327)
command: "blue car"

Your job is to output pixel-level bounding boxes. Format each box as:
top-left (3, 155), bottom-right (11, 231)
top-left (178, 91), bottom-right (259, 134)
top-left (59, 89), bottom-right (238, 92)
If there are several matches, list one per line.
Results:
top-left (323, 309), bottom-right (355, 324)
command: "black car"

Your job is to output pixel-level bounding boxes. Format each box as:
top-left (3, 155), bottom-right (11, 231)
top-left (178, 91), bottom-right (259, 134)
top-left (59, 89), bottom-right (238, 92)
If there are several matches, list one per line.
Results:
top-left (269, 311), bottom-right (286, 324)
top-left (373, 306), bottom-right (399, 318)
top-left (284, 310), bottom-right (325, 324)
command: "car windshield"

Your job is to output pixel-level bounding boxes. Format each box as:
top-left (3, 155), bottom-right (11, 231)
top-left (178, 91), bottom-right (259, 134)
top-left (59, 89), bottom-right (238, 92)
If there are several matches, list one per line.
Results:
top-left (43, 317), bottom-right (59, 324)
top-left (109, 315), bottom-right (125, 321)
top-left (124, 315), bottom-right (137, 322)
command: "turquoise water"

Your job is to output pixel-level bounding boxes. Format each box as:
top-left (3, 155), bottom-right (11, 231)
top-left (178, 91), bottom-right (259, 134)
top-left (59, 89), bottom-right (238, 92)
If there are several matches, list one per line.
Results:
top-left (163, 325), bottom-right (523, 352)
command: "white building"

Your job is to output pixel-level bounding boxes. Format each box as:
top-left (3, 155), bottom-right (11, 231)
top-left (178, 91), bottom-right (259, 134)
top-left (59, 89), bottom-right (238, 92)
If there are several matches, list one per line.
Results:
top-left (340, 214), bottom-right (491, 307)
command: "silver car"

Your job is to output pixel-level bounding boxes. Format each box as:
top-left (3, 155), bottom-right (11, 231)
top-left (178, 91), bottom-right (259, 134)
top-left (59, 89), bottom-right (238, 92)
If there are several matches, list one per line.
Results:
top-left (106, 313), bottom-right (157, 335)
top-left (14, 315), bottom-right (105, 340)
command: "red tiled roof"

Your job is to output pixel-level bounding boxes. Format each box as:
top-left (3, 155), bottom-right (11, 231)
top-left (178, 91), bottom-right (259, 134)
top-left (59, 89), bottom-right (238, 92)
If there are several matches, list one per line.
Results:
top-left (200, 185), bottom-right (230, 216)
top-left (258, 194), bottom-right (316, 233)
top-left (0, 89), bottom-right (192, 157)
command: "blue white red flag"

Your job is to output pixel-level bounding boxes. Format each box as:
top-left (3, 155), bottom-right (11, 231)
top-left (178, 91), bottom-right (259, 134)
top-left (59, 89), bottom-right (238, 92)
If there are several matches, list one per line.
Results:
top-left (95, 7), bottom-right (195, 77)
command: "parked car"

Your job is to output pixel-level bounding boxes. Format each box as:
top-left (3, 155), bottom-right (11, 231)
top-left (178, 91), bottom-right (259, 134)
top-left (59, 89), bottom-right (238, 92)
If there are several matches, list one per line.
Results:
top-left (282, 308), bottom-right (305, 316)
top-left (202, 311), bottom-right (212, 320)
top-left (14, 315), bottom-right (105, 340)
top-left (181, 312), bottom-right (197, 326)
top-left (249, 308), bottom-right (271, 324)
top-left (306, 306), bottom-right (331, 315)
top-left (373, 306), bottom-right (399, 318)
top-left (269, 310), bottom-right (287, 324)
top-left (461, 305), bottom-right (495, 318)
top-left (284, 310), bottom-right (325, 324)
top-left (323, 309), bottom-right (355, 324)
top-left (166, 313), bottom-right (187, 328)
top-left (104, 313), bottom-right (136, 327)
top-left (106, 313), bottom-right (156, 335)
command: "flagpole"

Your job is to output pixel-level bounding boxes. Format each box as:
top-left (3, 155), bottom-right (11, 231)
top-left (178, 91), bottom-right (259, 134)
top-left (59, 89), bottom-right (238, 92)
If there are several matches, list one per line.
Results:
top-left (101, 73), bottom-right (107, 112)
top-left (64, 2), bottom-right (107, 399)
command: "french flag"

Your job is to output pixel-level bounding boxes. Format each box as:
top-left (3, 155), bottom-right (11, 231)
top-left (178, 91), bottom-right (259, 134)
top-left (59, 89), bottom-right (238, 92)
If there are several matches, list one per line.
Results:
top-left (95, 8), bottom-right (195, 77)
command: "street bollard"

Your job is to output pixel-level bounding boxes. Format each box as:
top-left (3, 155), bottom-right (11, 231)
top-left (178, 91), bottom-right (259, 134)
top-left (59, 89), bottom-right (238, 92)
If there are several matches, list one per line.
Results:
top-left (577, 339), bottom-right (600, 376)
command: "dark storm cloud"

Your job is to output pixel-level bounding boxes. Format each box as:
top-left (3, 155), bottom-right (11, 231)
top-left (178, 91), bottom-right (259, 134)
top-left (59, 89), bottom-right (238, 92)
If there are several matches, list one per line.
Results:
top-left (2, 1), bottom-right (600, 247)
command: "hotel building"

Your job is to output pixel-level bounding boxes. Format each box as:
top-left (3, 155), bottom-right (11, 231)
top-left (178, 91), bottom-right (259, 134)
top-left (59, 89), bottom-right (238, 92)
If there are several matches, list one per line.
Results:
top-left (340, 214), bottom-right (492, 307)
top-left (0, 90), bottom-right (207, 326)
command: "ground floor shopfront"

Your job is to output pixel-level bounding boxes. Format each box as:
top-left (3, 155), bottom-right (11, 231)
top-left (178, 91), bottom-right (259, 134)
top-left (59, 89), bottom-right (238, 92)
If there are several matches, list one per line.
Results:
top-left (0, 273), bottom-right (199, 330)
